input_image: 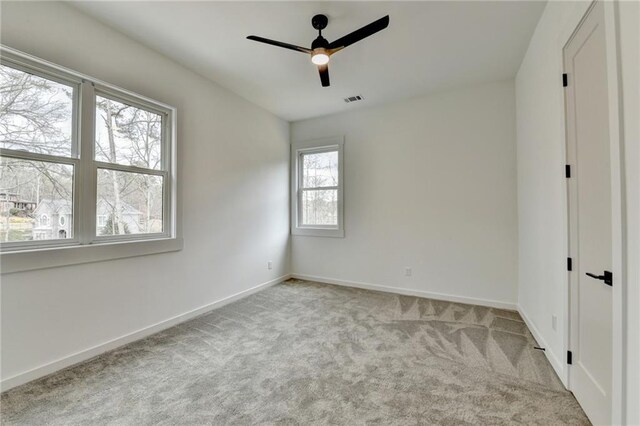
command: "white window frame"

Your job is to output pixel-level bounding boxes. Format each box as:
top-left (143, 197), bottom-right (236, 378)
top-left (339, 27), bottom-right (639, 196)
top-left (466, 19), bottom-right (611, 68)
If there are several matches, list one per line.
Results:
top-left (91, 88), bottom-right (171, 244)
top-left (0, 46), bottom-right (180, 272)
top-left (291, 136), bottom-right (344, 238)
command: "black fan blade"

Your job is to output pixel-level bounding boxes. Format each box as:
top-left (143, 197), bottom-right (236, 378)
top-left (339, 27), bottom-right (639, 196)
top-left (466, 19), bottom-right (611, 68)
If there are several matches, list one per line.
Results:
top-left (328, 15), bottom-right (389, 50)
top-left (318, 64), bottom-right (330, 87)
top-left (246, 36), bottom-right (311, 54)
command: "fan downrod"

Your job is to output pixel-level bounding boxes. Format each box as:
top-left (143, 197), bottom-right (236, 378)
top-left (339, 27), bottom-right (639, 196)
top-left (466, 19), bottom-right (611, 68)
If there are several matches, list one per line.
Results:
top-left (312, 14), bottom-right (328, 31)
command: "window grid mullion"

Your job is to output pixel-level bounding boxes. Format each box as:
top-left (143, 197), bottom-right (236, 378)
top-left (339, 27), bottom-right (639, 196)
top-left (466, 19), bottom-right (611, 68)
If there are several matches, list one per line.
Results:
top-left (78, 81), bottom-right (96, 245)
top-left (0, 149), bottom-right (78, 165)
top-left (298, 153), bottom-right (304, 228)
top-left (94, 161), bottom-right (165, 177)
top-left (301, 186), bottom-right (339, 191)
top-left (70, 81), bottom-right (81, 159)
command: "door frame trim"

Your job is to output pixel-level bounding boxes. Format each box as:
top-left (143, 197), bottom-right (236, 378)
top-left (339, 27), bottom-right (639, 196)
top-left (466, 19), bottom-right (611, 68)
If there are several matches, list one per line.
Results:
top-left (561, 1), bottom-right (627, 424)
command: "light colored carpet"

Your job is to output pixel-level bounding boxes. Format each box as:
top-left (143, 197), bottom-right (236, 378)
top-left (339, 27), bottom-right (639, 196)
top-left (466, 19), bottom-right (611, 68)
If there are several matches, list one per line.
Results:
top-left (1, 279), bottom-right (589, 425)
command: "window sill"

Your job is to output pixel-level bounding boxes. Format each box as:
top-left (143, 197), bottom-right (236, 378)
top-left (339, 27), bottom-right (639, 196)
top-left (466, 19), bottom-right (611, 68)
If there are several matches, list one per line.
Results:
top-left (292, 227), bottom-right (344, 238)
top-left (1, 237), bottom-right (183, 274)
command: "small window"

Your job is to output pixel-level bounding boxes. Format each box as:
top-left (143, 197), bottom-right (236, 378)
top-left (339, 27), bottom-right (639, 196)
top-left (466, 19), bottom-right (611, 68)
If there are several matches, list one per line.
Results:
top-left (291, 136), bottom-right (344, 237)
top-left (40, 214), bottom-right (49, 227)
top-left (59, 216), bottom-right (65, 226)
top-left (301, 151), bottom-right (338, 226)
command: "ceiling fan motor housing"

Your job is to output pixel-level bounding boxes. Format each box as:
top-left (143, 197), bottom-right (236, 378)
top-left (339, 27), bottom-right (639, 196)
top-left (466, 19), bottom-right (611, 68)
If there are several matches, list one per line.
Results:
top-left (311, 36), bottom-right (329, 50)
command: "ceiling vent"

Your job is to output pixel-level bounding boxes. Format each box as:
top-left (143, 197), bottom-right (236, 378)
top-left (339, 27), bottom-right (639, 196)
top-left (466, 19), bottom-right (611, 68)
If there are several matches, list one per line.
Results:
top-left (344, 95), bottom-right (363, 104)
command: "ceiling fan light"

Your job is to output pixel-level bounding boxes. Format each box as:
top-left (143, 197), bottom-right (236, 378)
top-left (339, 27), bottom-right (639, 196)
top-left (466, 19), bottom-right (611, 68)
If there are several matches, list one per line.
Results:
top-left (311, 52), bottom-right (330, 65)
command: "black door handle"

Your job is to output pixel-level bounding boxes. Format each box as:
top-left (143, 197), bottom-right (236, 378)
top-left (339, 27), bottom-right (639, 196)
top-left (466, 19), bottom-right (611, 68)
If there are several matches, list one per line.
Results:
top-left (585, 270), bottom-right (613, 286)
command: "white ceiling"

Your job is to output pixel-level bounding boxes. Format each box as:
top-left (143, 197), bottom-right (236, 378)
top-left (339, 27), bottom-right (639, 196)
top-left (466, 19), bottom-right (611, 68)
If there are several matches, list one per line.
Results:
top-left (70, 1), bottom-right (545, 122)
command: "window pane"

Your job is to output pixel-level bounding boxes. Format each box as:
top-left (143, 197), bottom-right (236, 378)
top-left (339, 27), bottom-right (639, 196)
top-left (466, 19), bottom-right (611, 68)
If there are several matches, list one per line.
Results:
top-left (302, 151), bottom-right (338, 188)
top-left (0, 64), bottom-right (74, 156)
top-left (301, 189), bottom-right (337, 226)
top-left (0, 157), bottom-right (73, 242)
top-left (95, 95), bottom-right (162, 170)
top-left (96, 169), bottom-right (163, 235)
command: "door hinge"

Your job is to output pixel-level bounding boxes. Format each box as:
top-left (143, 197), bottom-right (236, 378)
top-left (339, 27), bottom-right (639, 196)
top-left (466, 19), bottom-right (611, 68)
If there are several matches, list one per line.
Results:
top-left (567, 350), bottom-right (573, 365)
top-left (563, 73), bottom-right (568, 87)
top-left (566, 164), bottom-right (571, 178)
top-left (567, 257), bottom-right (572, 271)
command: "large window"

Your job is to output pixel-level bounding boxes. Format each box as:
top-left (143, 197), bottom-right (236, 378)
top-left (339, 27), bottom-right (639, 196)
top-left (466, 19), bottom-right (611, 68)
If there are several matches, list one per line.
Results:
top-left (291, 137), bottom-right (344, 237)
top-left (0, 49), bottom-right (176, 252)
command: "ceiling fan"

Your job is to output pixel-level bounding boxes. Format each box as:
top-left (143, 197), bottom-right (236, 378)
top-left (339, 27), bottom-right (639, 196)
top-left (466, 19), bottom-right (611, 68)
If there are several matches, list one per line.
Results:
top-left (247, 14), bottom-right (390, 87)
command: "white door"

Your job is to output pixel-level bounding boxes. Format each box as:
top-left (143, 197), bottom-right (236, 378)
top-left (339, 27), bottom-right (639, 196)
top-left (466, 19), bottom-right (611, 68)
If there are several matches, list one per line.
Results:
top-left (565, 2), bottom-right (613, 424)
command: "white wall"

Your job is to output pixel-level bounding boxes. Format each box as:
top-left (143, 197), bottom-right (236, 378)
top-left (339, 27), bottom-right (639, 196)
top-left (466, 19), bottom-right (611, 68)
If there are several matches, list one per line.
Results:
top-left (0, 2), bottom-right (290, 389)
top-left (516, 0), bottom-right (639, 422)
top-left (291, 80), bottom-right (518, 309)
top-left (618, 1), bottom-right (639, 423)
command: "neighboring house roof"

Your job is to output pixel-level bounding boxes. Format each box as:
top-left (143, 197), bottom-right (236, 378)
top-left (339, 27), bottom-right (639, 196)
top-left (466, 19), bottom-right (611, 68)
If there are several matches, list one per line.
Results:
top-left (32, 199), bottom-right (72, 216)
top-left (0, 191), bottom-right (36, 204)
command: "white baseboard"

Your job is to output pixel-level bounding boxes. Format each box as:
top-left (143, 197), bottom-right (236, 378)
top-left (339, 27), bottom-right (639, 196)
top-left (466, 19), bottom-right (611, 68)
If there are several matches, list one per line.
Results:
top-left (291, 273), bottom-right (517, 310)
top-left (517, 304), bottom-right (567, 387)
top-left (0, 273), bottom-right (291, 393)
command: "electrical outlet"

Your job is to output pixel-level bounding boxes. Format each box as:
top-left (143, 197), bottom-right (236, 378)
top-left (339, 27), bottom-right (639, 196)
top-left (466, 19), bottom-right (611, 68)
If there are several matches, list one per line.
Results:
top-left (405, 267), bottom-right (412, 277)
top-left (552, 315), bottom-right (557, 331)
top-left (267, 261), bottom-right (273, 270)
